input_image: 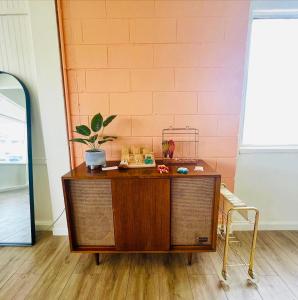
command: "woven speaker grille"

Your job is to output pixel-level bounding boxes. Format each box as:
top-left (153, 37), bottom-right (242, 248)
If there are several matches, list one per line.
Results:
top-left (171, 177), bottom-right (215, 245)
top-left (69, 179), bottom-right (115, 246)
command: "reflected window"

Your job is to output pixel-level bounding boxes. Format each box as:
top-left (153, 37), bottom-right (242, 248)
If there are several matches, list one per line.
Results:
top-left (0, 93), bottom-right (27, 164)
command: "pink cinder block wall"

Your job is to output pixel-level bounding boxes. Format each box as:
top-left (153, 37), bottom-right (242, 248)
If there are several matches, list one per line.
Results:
top-left (60, 0), bottom-right (250, 190)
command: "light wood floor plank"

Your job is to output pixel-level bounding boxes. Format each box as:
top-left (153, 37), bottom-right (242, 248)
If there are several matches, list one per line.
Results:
top-left (235, 231), bottom-right (276, 276)
top-left (0, 236), bottom-right (66, 299)
top-left (285, 231), bottom-right (298, 246)
top-left (208, 245), bottom-right (263, 300)
top-left (238, 231), bottom-right (298, 300)
top-left (259, 231), bottom-right (298, 298)
top-left (24, 243), bottom-right (81, 300)
top-left (255, 275), bottom-right (297, 300)
top-left (0, 231), bottom-right (297, 300)
top-left (186, 252), bottom-right (217, 276)
top-left (189, 274), bottom-right (227, 300)
top-left (125, 254), bottom-right (159, 300)
top-left (158, 254), bottom-right (194, 300)
top-left (0, 232), bottom-right (53, 289)
top-left (60, 254), bottom-right (131, 300)
top-left (0, 272), bottom-right (41, 299)
top-left (220, 268), bottom-right (263, 300)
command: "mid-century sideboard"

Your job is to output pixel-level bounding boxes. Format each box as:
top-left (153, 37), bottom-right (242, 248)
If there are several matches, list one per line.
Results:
top-left (62, 160), bottom-right (221, 264)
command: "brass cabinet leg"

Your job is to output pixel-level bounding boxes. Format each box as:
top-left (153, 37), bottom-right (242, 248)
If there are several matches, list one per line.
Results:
top-left (95, 253), bottom-right (101, 265)
top-left (248, 210), bottom-right (259, 279)
top-left (187, 253), bottom-right (192, 265)
top-left (222, 210), bottom-right (232, 280)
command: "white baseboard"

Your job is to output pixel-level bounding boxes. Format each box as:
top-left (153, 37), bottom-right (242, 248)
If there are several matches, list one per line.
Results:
top-left (36, 221), bottom-right (69, 235)
top-left (35, 220), bottom-right (53, 231)
top-left (52, 226), bottom-right (68, 236)
top-left (232, 221), bottom-right (298, 231)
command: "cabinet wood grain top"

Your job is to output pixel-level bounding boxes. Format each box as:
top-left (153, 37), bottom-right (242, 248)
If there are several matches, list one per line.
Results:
top-left (62, 160), bottom-right (220, 180)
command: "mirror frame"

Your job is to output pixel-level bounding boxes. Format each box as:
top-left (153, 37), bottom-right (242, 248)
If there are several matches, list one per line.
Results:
top-left (0, 71), bottom-right (35, 246)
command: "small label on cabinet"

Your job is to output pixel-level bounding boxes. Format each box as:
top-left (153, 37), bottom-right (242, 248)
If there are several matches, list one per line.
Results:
top-left (196, 236), bottom-right (208, 244)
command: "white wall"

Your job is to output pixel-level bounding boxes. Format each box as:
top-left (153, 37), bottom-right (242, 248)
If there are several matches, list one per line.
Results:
top-left (0, 0), bottom-right (53, 229)
top-left (28, 0), bottom-right (70, 235)
top-left (0, 0), bottom-right (70, 235)
top-left (235, 1), bottom-right (298, 230)
top-left (235, 151), bottom-right (298, 229)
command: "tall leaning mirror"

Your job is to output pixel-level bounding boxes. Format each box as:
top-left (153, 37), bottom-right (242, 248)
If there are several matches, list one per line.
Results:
top-left (0, 71), bottom-right (35, 245)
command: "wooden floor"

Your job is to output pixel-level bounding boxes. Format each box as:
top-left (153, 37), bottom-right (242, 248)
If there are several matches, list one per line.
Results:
top-left (0, 231), bottom-right (298, 300)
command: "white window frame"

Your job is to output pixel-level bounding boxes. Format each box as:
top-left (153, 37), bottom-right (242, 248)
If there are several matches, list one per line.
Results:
top-left (239, 1), bottom-right (298, 153)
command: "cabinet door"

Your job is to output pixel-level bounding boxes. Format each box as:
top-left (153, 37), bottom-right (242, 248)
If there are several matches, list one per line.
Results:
top-left (112, 178), bottom-right (170, 251)
top-left (67, 179), bottom-right (115, 247)
top-left (171, 177), bottom-right (216, 247)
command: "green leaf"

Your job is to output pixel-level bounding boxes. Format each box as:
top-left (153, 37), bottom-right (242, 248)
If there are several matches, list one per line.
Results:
top-left (88, 134), bottom-right (98, 143)
top-left (75, 125), bottom-right (91, 136)
top-left (69, 138), bottom-right (88, 145)
top-left (98, 138), bottom-right (113, 145)
top-left (103, 115), bottom-right (117, 127)
top-left (91, 113), bottom-right (103, 132)
top-left (103, 136), bottom-right (117, 139)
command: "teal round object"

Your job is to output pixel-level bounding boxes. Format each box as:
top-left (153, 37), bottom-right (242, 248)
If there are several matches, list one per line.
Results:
top-left (144, 157), bottom-right (153, 164)
top-left (177, 167), bottom-right (189, 174)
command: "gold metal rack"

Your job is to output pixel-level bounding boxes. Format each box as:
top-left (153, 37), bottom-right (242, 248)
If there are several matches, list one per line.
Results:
top-left (162, 126), bottom-right (199, 162)
top-left (218, 184), bottom-right (260, 281)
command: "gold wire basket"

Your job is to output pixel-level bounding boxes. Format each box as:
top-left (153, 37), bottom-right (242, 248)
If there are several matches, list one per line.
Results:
top-left (161, 126), bottom-right (199, 164)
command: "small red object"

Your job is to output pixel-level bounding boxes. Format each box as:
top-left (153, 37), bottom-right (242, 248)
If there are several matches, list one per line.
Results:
top-left (157, 164), bottom-right (169, 174)
top-left (168, 140), bottom-right (175, 159)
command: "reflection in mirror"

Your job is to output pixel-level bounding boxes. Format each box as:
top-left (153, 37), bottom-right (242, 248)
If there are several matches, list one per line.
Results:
top-left (0, 72), bottom-right (34, 245)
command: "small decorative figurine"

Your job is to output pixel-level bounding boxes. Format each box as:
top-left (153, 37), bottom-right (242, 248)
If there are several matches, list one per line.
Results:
top-left (118, 161), bottom-right (129, 169)
top-left (162, 139), bottom-right (175, 158)
top-left (157, 164), bottom-right (169, 174)
top-left (194, 166), bottom-right (204, 172)
top-left (119, 145), bottom-right (156, 168)
top-left (144, 153), bottom-right (154, 164)
top-left (162, 140), bottom-right (169, 158)
top-left (168, 140), bottom-right (175, 158)
top-left (177, 167), bottom-right (189, 174)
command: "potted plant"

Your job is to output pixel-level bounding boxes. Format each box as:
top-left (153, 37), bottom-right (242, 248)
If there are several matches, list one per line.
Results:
top-left (70, 113), bottom-right (117, 169)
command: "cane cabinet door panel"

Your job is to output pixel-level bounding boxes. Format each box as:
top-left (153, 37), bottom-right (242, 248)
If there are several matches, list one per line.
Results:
top-left (67, 179), bottom-right (115, 247)
top-left (171, 177), bottom-right (215, 246)
top-left (112, 178), bottom-right (170, 251)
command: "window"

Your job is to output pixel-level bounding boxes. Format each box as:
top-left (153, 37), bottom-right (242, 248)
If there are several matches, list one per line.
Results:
top-left (0, 94), bottom-right (27, 164)
top-left (242, 18), bottom-right (298, 146)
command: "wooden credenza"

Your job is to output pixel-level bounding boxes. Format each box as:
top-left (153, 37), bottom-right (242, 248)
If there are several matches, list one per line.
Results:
top-left (62, 160), bottom-right (221, 254)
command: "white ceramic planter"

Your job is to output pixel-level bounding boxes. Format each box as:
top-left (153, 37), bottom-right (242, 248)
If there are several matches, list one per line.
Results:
top-left (85, 150), bottom-right (106, 170)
